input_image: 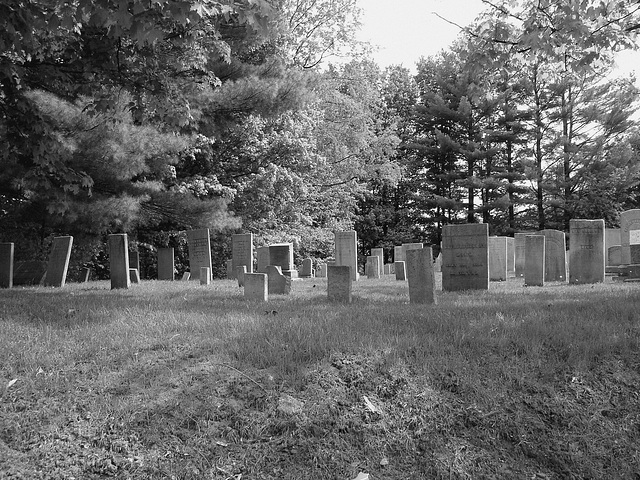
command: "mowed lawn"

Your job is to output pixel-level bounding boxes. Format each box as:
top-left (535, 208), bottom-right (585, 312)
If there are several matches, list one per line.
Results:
top-left (1, 276), bottom-right (639, 479)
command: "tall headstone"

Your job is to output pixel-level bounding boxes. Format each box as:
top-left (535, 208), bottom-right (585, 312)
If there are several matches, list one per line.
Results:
top-left (540, 229), bottom-right (567, 282)
top-left (524, 235), bottom-right (545, 287)
top-left (395, 261), bottom-right (406, 281)
top-left (108, 234), bottom-right (130, 290)
top-left (335, 231), bottom-right (359, 281)
top-left (401, 243), bottom-right (423, 263)
top-left (569, 219), bottom-right (605, 284)
top-left (244, 273), bottom-right (268, 302)
top-left (157, 247), bottom-right (174, 280)
top-left (256, 246), bottom-right (270, 273)
top-left (0, 242), bottom-right (14, 288)
top-left (43, 236), bottom-right (73, 287)
top-left (605, 228), bottom-right (621, 265)
top-left (226, 259), bottom-right (234, 278)
top-left (366, 256), bottom-right (380, 279)
top-left (269, 243), bottom-right (297, 277)
top-left (129, 251), bottom-right (140, 275)
top-left (506, 238), bottom-right (515, 276)
top-left (514, 233), bottom-right (527, 277)
top-left (266, 265), bottom-right (291, 295)
top-left (370, 248), bottom-right (384, 277)
top-left (406, 247), bottom-right (437, 304)
top-left (187, 228), bottom-right (212, 282)
top-left (488, 237), bottom-right (508, 281)
top-left (327, 265), bottom-right (352, 303)
top-left (232, 233), bottom-right (254, 278)
top-left (621, 209), bottom-right (640, 265)
top-left (442, 223), bottom-right (489, 291)
top-left (300, 258), bottom-right (314, 278)
top-left (394, 246), bottom-right (403, 262)
top-left (236, 265), bottom-right (247, 287)
top-left (200, 267), bottom-right (211, 285)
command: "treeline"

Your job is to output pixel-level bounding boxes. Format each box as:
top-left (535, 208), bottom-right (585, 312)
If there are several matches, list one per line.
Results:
top-left (1, 0), bottom-right (639, 277)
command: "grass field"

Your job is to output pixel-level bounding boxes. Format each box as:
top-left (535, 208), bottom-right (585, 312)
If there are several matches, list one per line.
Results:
top-left (1, 276), bottom-right (639, 479)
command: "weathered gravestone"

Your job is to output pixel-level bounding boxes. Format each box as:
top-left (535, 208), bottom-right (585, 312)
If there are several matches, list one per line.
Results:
top-left (402, 243), bottom-right (423, 264)
top-left (507, 238), bottom-right (515, 276)
top-left (43, 236), bottom-right (73, 287)
top-left (187, 228), bottom-right (212, 282)
top-left (569, 219), bottom-right (605, 284)
top-left (200, 267), bottom-right (211, 286)
top-left (157, 247), bottom-right (174, 280)
top-left (12, 261), bottom-right (47, 286)
top-left (266, 265), bottom-right (291, 295)
top-left (366, 256), bottom-right (380, 279)
top-left (524, 235), bottom-right (545, 287)
top-left (406, 247), bottom-right (437, 304)
top-left (0, 242), bottom-right (14, 288)
top-left (442, 223), bottom-right (489, 291)
top-left (514, 233), bottom-right (527, 277)
top-left (109, 234), bottom-right (130, 290)
top-left (80, 267), bottom-right (91, 283)
top-left (434, 253), bottom-right (442, 273)
top-left (244, 273), bottom-right (268, 302)
top-left (226, 259), bottom-right (233, 278)
top-left (300, 258), bottom-right (314, 278)
top-left (129, 251), bottom-right (140, 275)
top-left (335, 231), bottom-right (359, 281)
top-left (631, 245), bottom-right (640, 264)
top-left (394, 246), bottom-right (403, 262)
top-left (370, 248), bottom-right (384, 277)
top-left (621, 209), bottom-right (640, 265)
top-left (129, 268), bottom-right (140, 284)
top-left (608, 245), bottom-right (622, 266)
top-left (181, 272), bottom-right (191, 281)
top-left (317, 263), bottom-right (327, 278)
top-left (236, 266), bottom-right (247, 287)
top-left (395, 261), bottom-right (406, 281)
top-left (269, 243), bottom-right (297, 278)
top-left (256, 246), bottom-right (270, 273)
top-left (383, 264), bottom-right (391, 275)
top-left (605, 228), bottom-right (621, 265)
top-left (232, 233), bottom-right (254, 279)
top-left (327, 265), bottom-right (352, 303)
top-left (489, 236), bottom-right (508, 281)
top-left (540, 229), bottom-right (566, 282)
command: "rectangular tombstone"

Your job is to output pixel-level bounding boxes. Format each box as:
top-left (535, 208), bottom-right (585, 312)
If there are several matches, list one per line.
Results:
top-left (506, 238), bottom-right (515, 275)
top-left (621, 209), bottom-right (640, 265)
top-left (232, 233), bottom-right (254, 277)
top-left (327, 265), bottom-right (352, 303)
top-left (608, 245), bottom-right (622, 266)
top-left (569, 219), bottom-right (605, 284)
top-left (335, 231), bottom-right (359, 281)
top-left (489, 237), bottom-right (508, 281)
top-left (200, 267), bottom-right (211, 285)
top-left (80, 267), bottom-right (91, 283)
top-left (370, 248), bottom-right (384, 277)
top-left (244, 273), bottom-right (268, 302)
top-left (406, 247), bottom-right (437, 304)
top-left (236, 265), bottom-right (247, 287)
top-left (524, 235), bottom-right (545, 287)
top-left (366, 256), bottom-right (380, 279)
top-left (187, 228), bottom-right (212, 281)
top-left (266, 265), bottom-right (291, 295)
top-left (157, 247), bottom-right (175, 280)
top-left (181, 272), bottom-right (191, 281)
top-left (442, 223), bottom-right (489, 291)
top-left (129, 251), bottom-right (140, 274)
top-left (631, 244), bottom-right (640, 264)
top-left (394, 246), bottom-right (403, 262)
top-left (401, 243), bottom-right (423, 264)
top-left (514, 233), bottom-right (527, 277)
top-left (43, 236), bottom-right (73, 287)
top-left (256, 246), bottom-right (270, 273)
top-left (383, 264), bottom-right (391, 275)
top-left (108, 234), bottom-right (130, 290)
top-left (269, 243), bottom-right (296, 277)
top-left (317, 263), bottom-right (327, 278)
top-left (0, 242), bottom-right (14, 288)
top-left (395, 261), bottom-right (406, 281)
top-left (300, 258), bottom-right (313, 278)
top-left (540, 229), bottom-right (567, 282)
top-left (605, 228), bottom-right (621, 265)
top-left (226, 259), bottom-right (234, 278)
top-left (129, 268), bottom-right (140, 284)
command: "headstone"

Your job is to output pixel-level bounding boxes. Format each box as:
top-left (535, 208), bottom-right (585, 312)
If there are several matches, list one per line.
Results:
top-left (335, 231), bottom-right (359, 281)
top-left (157, 247), bottom-right (175, 280)
top-left (434, 253), bottom-right (442, 273)
top-left (200, 267), bottom-right (211, 285)
top-left (540, 229), bottom-right (566, 282)
top-left (129, 251), bottom-right (140, 274)
top-left (631, 245), bottom-right (640, 264)
top-left (608, 245), bottom-right (622, 266)
top-left (569, 219), bottom-right (605, 284)
top-left (226, 259), bottom-right (234, 278)
top-left (269, 243), bottom-right (297, 277)
top-left (442, 223), bottom-right (489, 291)
top-left (236, 265), bottom-right (247, 287)
top-left (621, 209), bottom-right (640, 265)
top-left (370, 248), bottom-right (384, 277)
top-left (43, 236), bottom-right (73, 287)
top-left (317, 263), bottom-right (327, 278)
top-left (232, 233), bottom-right (254, 278)
top-left (506, 238), bottom-right (515, 275)
top-left (488, 236), bottom-right (508, 281)
top-left (256, 246), bottom-right (270, 273)
top-left (0, 242), bottom-right (14, 288)
top-left (108, 234), bottom-right (130, 290)
top-left (605, 228), bottom-right (621, 265)
top-left (524, 235), bottom-right (545, 287)
top-left (12, 261), bottom-right (46, 286)
top-left (383, 264), bottom-right (391, 275)
top-left (402, 243), bottom-right (423, 263)
top-left (395, 261), bottom-right (406, 281)
top-left (186, 228), bottom-right (212, 281)
top-left (181, 272), bottom-right (191, 281)
top-left (266, 265), bottom-right (291, 295)
top-left (394, 246), bottom-right (403, 262)
top-left (327, 265), bottom-right (352, 303)
top-left (129, 268), bottom-right (140, 284)
top-left (514, 233), bottom-right (527, 277)
top-left (406, 247), bottom-right (437, 304)
top-left (366, 256), bottom-right (380, 279)
top-left (300, 258), bottom-right (314, 278)
top-left (244, 273), bottom-right (268, 302)
top-left (80, 267), bottom-right (91, 283)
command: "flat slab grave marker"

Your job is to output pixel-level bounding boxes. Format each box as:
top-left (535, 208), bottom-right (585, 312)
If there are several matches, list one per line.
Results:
top-left (109, 234), bottom-right (130, 290)
top-left (489, 236), bottom-right (508, 281)
top-left (621, 209), bottom-right (640, 265)
top-left (514, 233), bottom-right (528, 277)
top-left (187, 228), bottom-right (212, 282)
top-left (442, 223), bottom-right (489, 292)
top-left (0, 242), bottom-right (14, 288)
top-left (524, 235), bottom-right (545, 287)
top-left (366, 256), bottom-right (380, 279)
top-left (232, 233), bottom-right (254, 279)
top-left (395, 261), bottom-right (406, 281)
top-left (244, 273), bottom-right (268, 302)
top-left (569, 219), bottom-right (605, 284)
top-left (370, 248), bottom-right (384, 277)
top-left (327, 265), bottom-right (352, 303)
top-left (335, 231), bottom-right (359, 281)
top-left (540, 229), bottom-right (566, 282)
top-left (406, 247), bottom-right (437, 304)
top-left (200, 267), bottom-right (211, 285)
top-left (43, 236), bottom-right (73, 287)
top-left (266, 265), bottom-right (291, 295)
top-left (157, 247), bottom-right (175, 280)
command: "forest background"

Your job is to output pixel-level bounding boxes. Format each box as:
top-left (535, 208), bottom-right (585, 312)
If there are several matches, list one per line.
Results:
top-left (1, 0), bottom-right (640, 279)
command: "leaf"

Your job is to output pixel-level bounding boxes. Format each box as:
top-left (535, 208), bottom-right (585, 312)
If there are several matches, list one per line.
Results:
top-left (6, 378), bottom-right (17, 389)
